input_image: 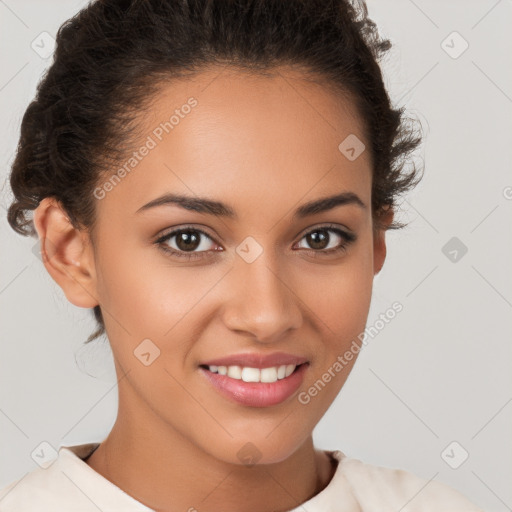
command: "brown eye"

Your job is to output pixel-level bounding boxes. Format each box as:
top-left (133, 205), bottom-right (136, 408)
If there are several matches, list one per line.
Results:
top-left (304, 229), bottom-right (330, 250)
top-left (174, 230), bottom-right (202, 251)
top-left (156, 227), bottom-right (220, 260)
top-left (296, 226), bottom-right (355, 254)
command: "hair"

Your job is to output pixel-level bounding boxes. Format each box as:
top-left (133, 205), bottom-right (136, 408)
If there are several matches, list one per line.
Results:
top-left (6, 0), bottom-right (423, 344)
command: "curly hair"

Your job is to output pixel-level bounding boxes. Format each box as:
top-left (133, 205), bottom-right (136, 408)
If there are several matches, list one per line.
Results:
top-left (6, 0), bottom-right (423, 344)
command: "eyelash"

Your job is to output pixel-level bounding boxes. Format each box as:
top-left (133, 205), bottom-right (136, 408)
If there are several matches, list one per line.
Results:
top-left (154, 224), bottom-right (356, 261)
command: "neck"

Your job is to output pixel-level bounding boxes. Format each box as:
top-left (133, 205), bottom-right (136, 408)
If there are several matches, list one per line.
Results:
top-left (86, 412), bottom-right (336, 512)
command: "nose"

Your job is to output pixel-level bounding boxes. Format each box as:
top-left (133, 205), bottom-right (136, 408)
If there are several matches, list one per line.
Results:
top-left (221, 254), bottom-right (303, 344)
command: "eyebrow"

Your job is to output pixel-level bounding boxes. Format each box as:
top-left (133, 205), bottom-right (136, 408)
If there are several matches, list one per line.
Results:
top-left (135, 191), bottom-right (366, 219)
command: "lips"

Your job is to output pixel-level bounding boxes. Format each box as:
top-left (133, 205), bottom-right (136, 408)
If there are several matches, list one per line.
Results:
top-left (200, 351), bottom-right (308, 369)
top-left (200, 364), bottom-right (308, 407)
top-left (198, 352), bottom-right (309, 407)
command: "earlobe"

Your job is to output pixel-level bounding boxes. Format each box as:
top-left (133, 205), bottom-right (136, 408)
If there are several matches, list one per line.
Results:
top-left (373, 231), bottom-right (387, 275)
top-left (373, 207), bottom-right (394, 275)
top-left (33, 197), bottom-right (99, 309)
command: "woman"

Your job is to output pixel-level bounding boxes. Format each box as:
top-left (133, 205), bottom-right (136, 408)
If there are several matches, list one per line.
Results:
top-left (1, 0), bottom-right (482, 510)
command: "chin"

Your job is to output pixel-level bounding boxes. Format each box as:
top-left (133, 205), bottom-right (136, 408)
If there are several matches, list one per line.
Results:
top-left (204, 430), bottom-right (309, 467)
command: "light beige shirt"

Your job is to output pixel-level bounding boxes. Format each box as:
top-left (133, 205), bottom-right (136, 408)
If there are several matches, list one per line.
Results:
top-left (0, 443), bottom-right (483, 511)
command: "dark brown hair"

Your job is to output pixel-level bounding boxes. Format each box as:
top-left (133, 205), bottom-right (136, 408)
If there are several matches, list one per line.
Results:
top-left (6, 0), bottom-right (423, 344)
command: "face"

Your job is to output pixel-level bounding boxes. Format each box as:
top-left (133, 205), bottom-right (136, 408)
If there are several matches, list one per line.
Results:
top-left (36, 66), bottom-right (391, 465)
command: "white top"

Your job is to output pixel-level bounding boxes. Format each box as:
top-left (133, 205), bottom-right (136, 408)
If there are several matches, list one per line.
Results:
top-left (0, 442), bottom-right (482, 511)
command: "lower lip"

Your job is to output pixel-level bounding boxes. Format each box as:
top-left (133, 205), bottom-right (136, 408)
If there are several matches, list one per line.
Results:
top-left (199, 364), bottom-right (308, 407)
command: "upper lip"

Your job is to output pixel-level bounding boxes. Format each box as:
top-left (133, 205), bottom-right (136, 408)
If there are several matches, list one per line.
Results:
top-left (200, 352), bottom-right (309, 369)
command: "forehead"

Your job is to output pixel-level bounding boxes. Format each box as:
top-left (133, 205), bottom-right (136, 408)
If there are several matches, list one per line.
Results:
top-left (96, 65), bottom-right (372, 221)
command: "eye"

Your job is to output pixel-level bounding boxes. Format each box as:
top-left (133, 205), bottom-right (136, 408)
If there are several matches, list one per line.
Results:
top-left (294, 224), bottom-right (356, 257)
top-left (155, 227), bottom-right (220, 261)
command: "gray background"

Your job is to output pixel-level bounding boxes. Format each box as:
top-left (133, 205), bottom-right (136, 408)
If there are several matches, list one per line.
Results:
top-left (1, 0), bottom-right (511, 510)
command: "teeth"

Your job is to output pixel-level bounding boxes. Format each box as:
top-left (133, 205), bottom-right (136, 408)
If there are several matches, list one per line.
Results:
top-left (241, 367), bottom-right (260, 382)
top-left (260, 367), bottom-right (277, 383)
top-left (207, 364), bottom-right (298, 383)
top-left (227, 365), bottom-right (242, 379)
top-left (285, 364), bottom-right (295, 377)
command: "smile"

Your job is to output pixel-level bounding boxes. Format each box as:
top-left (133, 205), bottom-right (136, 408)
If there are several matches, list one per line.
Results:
top-left (199, 363), bottom-right (309, 407)
top-left (204, 364), bottom-right (298, 383)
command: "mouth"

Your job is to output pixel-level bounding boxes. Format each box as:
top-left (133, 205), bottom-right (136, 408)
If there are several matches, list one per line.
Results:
top-left (199, 363), bottom-right (305, 383)
top-left (198, 362), bottom-right (309, 407)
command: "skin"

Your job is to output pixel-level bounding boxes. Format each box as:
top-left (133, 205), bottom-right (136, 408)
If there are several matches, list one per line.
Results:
top-left (33, 65), bottom-right (393, 512)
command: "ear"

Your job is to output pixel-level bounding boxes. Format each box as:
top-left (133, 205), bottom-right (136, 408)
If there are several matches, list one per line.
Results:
top-left (373, 206), bottom-right (394, 275)
top-left (33, 197), bottom-right (98, 308)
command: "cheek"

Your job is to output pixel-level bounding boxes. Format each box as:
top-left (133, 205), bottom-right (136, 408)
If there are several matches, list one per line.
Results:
top-left (95, 232), bottom-right (221, 334)
top-left (306, 237), bottom-right (375, 337)
top-left (294, 245), bottom-right (374, 422)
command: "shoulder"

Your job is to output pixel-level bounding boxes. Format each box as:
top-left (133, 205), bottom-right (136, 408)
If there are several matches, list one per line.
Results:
top-left (0, 464), bottom-right (67, 510)
top-left (0, 443), bottom-right (144, 512)
top-left (332, 451), bottom-right (484, 512)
